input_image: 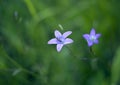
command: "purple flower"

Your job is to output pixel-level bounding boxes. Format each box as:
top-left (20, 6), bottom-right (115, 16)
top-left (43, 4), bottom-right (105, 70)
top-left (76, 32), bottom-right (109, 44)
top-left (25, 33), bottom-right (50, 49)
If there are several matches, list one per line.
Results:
top-left (48, 30), bottom-right (73, 52)
top-left (83, 28), bottom-right (101, 47)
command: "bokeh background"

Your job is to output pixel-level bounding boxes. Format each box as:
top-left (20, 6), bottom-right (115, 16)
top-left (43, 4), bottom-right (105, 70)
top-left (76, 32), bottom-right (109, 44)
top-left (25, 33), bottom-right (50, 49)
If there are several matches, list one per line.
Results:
top-left (0, 0), bottom-right (120, 85)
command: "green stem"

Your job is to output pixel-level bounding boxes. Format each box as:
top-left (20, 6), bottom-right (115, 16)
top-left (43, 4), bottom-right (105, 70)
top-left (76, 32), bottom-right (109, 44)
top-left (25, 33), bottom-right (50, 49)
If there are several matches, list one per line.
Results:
top-left (6, 55), bottom-right (37, 76)
top-left (3, 52), bottom-right (38, 77)
top-left (89, 46), bottom-right (99, 70)
top-left (89, 46), bottom-right (96, 58)
top-left (24, 0), bottom-right (37, 17)
top-left (0, 45), bottom-right (38, 77)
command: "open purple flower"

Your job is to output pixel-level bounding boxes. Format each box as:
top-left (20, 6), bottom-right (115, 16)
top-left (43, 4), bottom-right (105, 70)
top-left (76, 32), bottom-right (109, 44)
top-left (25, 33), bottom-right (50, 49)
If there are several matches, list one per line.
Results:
top-left (83, 28), bottom-right (101, 47)
top-left (48, 30), bottom-right (73, 52)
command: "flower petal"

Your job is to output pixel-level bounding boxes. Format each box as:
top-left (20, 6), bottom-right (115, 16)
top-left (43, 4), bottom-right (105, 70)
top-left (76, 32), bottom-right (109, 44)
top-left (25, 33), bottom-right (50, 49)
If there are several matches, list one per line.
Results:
top-left (48, 38), bottom-right (57, 44)
top-left (56, 44), bottom-right (63, 52)
top-left (96, 34), bottom-right (101, 39)
top-left (83, 34), bottom-right (89, 40)
top-left (63, 31), bottom-right (72, 38)
top-left (83, 34), bottom-right (93, 46)
top-left (87, 40), bottom-right (93, 47)
top-left (90, 28), bottom-right (96, 36)
top-left (94, 39), bottom-right (99, 44)
top-left (64, 38), bottom-right (73, 44)
top-left (54, 30), bottom-right (62, 38)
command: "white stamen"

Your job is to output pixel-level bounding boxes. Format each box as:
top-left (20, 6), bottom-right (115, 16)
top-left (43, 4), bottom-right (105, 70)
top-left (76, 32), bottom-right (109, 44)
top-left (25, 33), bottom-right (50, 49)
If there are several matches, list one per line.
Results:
top-left (90, 35), bottom-right (96, 41)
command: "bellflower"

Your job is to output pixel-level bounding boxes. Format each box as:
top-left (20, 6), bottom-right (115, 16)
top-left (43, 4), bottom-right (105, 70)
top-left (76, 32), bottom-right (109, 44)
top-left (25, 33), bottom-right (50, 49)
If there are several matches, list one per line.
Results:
top-left (48, 30), bottom-right (73, 52)
top-left (83, 28), bottom-right (101, 47)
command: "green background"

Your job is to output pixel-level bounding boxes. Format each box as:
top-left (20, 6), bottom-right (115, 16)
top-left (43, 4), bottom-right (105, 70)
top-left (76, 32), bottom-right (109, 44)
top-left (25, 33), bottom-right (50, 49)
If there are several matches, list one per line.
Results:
top-left (0, 0), bottom-right (120, 85)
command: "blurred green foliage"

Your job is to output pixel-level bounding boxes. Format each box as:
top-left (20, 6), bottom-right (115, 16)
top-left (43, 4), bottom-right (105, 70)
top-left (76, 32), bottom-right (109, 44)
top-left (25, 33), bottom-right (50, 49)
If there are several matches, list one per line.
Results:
top-left (0, 0), bottom-right (120, 85)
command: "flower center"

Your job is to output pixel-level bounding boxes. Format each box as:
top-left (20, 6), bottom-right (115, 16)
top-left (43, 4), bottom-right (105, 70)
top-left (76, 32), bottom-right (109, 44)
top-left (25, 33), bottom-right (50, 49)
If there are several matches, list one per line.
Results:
top-left (90, 35), bottom-right (96, 41)
top-left (57, 37), bottom-right (65, 43)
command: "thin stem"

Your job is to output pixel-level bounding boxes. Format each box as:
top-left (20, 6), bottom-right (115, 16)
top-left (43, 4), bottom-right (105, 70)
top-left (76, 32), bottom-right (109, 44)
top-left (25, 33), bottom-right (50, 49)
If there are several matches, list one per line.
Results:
top-left (89, 46), bottom-right (99, 61)
top-left (4, 54), bottom-right (38, 77)
top-left (24, 0), bottom-right (37, 17)
top-left (89, 46), bottom-right (99, 70)
top-left (89, 46), bottom-right (96, 58)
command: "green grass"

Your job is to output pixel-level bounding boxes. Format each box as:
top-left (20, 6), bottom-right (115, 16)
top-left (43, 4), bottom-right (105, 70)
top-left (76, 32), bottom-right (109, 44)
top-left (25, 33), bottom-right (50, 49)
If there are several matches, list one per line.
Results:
top-left (0, 0), bottom-right (120, 85)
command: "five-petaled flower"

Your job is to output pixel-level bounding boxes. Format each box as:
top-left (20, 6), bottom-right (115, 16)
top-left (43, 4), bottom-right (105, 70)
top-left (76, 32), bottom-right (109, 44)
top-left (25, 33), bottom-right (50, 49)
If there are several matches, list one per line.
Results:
top-left (83, 28), bottom-right (101, 47)
top-left (48, 30), bottom-right (73, 52)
